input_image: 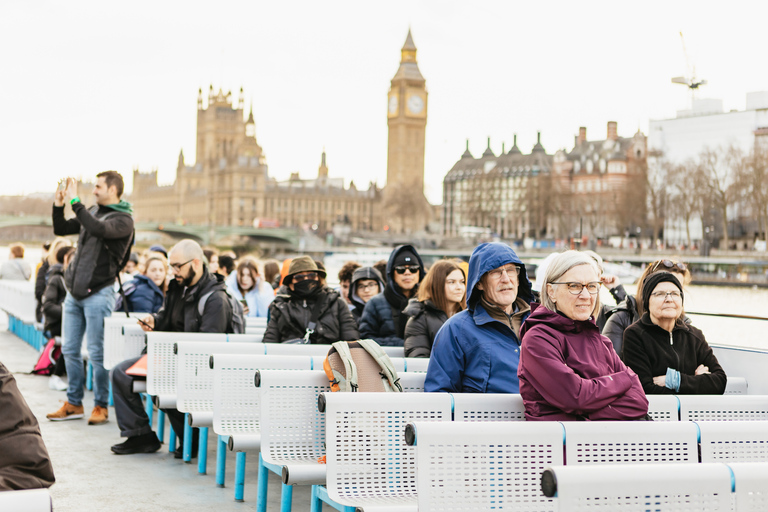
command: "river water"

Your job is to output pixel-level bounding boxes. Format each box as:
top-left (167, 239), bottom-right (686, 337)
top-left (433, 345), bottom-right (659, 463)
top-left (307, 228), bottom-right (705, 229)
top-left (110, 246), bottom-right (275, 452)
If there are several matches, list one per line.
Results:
top-left (2, 245), bottom-right (766, 350)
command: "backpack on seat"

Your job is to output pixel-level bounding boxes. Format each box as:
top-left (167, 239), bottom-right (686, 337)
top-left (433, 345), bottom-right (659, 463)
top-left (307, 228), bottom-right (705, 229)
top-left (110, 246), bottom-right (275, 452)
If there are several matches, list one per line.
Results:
top-left (323, 339), bottom-right (402, 392)
top-left (197, 289), bottom-right (246, 334)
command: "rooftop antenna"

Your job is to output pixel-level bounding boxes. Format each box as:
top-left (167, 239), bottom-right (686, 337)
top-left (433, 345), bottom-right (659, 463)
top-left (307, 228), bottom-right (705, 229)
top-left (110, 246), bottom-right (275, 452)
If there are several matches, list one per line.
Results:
top-left (671, 31), bottom-right (707, 100)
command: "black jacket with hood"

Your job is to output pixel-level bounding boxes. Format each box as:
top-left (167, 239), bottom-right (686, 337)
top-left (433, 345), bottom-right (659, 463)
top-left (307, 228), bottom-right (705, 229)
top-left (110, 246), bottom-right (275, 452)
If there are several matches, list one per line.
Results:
top-left (403, 299), bottom-right (448, 358)
top-left (348, 266), bottom-right (386, 323)
top-left (263, 286), bottom-right (359, 344)
top-left (152, 268), bottom-right (233, 334)
top-left (359, 245), bottom-right (426, 346)
top-left (41, 263), bottom-right (67, 336)
top-left (53, 200), bottom-right (134, 300)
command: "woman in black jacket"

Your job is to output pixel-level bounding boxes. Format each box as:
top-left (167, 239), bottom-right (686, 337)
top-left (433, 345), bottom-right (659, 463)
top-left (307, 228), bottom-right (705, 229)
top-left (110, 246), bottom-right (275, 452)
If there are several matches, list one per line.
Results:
top-left (42, 246), bottom-right (76, 390)
top-left (622, 272), bottom-right (726, 395)
top-left (403, 260), bottom-right (466, 358)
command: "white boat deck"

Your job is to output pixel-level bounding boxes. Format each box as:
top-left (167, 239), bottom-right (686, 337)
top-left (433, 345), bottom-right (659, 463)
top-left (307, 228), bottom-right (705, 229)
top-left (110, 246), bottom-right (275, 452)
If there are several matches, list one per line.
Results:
top-left (0, 317), bottom-right (322, 512)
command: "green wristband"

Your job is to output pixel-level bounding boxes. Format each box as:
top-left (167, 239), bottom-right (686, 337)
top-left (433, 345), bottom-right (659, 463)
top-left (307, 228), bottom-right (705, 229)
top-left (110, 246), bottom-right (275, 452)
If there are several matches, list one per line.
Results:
top-left (70, 196), bottom-right (81, 205)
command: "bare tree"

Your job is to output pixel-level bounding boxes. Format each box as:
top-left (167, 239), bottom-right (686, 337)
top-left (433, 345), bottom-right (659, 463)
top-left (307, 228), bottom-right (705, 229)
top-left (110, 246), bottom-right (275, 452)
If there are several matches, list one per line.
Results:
top-left (667, 159), bottom-right (703, 248)
top-left (698, 145), bottom-right (743, 249)
top-left (645, 152), bottom-right (669, 246)
top-left (736, 144), bottom-right (768, 243)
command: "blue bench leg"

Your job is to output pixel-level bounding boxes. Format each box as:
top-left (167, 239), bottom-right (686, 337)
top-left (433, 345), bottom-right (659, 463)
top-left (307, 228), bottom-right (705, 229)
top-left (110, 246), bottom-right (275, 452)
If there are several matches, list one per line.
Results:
top-left (280, 482), bottom-right (293, 512)
top-left (157, 410), bottom-right (165, 443)
top-left (169, 425), bottom-right (176, 453)
top-left (310, 486), bottom-right (322, 512)
top-left (86, 360), bottom-right (93, 391)
top-left (216, 436), bottom-right (227, 487)
top-left (197, 427), bottom-right (208, 475)
top-left (145, 394), bottom-right (154, 430)
top-left (109, 381), bottom-right (114, 407)
top-left (235, 452), bottom-right (246, 502)
top-left (256, 453), bottom-right (268, 512)
top-left (183, 414), bottom-right (193, 462)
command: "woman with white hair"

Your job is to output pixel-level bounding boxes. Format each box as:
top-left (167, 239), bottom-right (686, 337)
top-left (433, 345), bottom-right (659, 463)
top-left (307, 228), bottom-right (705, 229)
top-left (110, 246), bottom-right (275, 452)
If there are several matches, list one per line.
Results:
top-left (518, 250), bottom-right (648, 421)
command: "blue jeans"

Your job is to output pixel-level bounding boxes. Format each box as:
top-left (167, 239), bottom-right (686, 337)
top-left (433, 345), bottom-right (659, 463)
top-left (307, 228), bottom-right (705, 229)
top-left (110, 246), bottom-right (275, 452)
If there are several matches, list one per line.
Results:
top-left (62, 285), bottom-right (116, 408)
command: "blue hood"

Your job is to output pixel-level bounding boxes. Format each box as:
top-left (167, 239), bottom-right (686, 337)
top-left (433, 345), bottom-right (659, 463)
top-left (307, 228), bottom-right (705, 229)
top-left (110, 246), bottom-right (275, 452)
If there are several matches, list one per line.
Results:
top-left (466, 242), bottom-right (533, 310)
top-left (385, 244), bottom-right (426, 297)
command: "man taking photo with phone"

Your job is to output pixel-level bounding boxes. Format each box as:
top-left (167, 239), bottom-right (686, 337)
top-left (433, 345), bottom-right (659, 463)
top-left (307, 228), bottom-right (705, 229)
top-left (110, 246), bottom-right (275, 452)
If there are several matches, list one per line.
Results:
top-left (46, 173), bottom-right (134, 426)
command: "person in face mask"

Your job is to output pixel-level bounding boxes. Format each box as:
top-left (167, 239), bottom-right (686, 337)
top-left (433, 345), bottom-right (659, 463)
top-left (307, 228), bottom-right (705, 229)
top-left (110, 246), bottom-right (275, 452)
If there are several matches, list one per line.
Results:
top-left (262, 256), bottom-right (360, 344)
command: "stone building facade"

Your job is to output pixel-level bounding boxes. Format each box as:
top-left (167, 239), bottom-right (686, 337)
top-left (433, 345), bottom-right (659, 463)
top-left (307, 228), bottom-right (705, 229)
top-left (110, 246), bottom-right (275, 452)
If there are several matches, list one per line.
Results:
top-left (131, 86), bottom-right (380, 233)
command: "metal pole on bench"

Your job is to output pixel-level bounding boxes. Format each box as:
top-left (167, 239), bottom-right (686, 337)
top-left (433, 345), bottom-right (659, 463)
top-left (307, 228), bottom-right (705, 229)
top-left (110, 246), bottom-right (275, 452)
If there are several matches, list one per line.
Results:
top-left (169, 424), bottom-right (176, 453)
top-left (216, 436), bottom-right (227, 487)
top-left (235, 452), bottom-right (246, 502)
top-left (157, 410), bottom-right (166, 443)
top-left (86, 360), bottom-right (93, 390)
top-left (256, 453), bottom-right (268, 510)
top-left (183, 413), bottom-right (193, 462)
top-left (197, 427), bottom-right (209, 475)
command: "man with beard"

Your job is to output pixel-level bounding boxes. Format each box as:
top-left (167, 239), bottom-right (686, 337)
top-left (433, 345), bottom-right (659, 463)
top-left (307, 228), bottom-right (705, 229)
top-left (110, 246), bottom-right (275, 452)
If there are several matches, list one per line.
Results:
top-left (109, 239), bottom-right (233, 455)
top-left (425, 243), bottom-right (533, 393)
top-left (263, 256), bottom-right (359, 344)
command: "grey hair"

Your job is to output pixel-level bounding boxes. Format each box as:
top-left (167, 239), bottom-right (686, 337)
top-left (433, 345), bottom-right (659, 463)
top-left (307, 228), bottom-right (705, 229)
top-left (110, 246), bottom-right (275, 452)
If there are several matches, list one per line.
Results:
top-left (170, 239), bottom-right (205, 262)
top-left (540, 250), bottom-right (600, 311)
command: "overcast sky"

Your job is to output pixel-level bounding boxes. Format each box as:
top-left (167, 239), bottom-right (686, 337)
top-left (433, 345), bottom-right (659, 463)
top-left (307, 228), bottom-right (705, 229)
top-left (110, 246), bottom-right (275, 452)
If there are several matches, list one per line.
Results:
top-left (2, 1), bottom-right (767, 204)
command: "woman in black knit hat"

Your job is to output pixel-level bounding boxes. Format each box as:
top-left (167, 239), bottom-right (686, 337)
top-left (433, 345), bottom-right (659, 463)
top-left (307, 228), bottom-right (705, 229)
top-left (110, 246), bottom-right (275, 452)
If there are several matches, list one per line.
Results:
top-left (621, 272), bottom-right (726, 395)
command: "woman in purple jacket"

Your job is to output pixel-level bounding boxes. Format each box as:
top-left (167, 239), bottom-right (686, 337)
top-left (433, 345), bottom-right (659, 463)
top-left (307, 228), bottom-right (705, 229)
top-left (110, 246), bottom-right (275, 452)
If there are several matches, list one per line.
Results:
top-left (518, 250), bottom-right (649, 421)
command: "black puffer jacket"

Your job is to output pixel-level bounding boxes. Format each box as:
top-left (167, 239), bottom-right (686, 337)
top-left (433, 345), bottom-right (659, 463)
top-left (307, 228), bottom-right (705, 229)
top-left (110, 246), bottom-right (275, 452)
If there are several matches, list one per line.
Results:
top-left (53, 201), bottom-right (134, 300)
top-left (622, 312), bottom-right (727, 395)
top-left (263, 287), bottom-right (359, 344)
top-left (403, 299), bottom-right (448, 358)
top-left (602, 294), bottom-right (639, 355)
top-left (0, 362), bottom-right (55, 490)
top-left (42, 264), bottom-right (67, 337)
top-left (153, 269), bottom-right (232, 333)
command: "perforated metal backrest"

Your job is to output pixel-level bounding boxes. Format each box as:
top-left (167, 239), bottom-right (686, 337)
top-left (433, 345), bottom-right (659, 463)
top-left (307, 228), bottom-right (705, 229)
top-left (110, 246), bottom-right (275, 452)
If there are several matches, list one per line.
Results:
top-left (452, 393), bottom-right (526, 422)
top-left (679, 395), bottom-right (768, 421)
top-left (550, 463), bottom-right (732, 510)
top-left (264, 344), bottom-right (336, 356)
top-left (259, 370), bottom-right (329, 466)
top-left (724, 377), bottom-right (748, 395)
top-left (698, 420), bottom-right (768, 462)
top-left (176, 342), bottom-right (266, 414)
top-left (563, 421), bottom-right (699, 465)
top-left (412, 421), bottom-right (563, 512)
top-left (103, 315), bottom-right (146, 370)
top-left (646, 394), bottom-right (680, 421)
top-left (146, 332), bottom-right (262, 396)
top-left (399, 372), bottom-right (427, 392)
top-left (403, 357), bottom-right (430, 373)
top-left (211, 354), bottom-right (315, 437)
top-left (729, 461), bottom-right (768, 510)
top-left (323, 392), bottom-right (452, 508)
top-left (246, 317), bottom-right (268, 327)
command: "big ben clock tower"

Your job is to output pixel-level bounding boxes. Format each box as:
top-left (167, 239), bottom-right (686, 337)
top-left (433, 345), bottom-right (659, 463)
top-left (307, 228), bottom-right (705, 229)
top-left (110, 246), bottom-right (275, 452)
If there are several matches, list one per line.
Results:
top-left (384, 29), bottom-right (432, 233)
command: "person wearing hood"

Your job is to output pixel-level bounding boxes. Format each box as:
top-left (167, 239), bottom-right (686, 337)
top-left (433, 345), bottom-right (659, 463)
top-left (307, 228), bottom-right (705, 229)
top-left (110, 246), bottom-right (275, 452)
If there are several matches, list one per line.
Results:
top-left (47, 172), bottom-right (134, 427)
top-left (359, 245), bottom-right (425, 346)
top-left (263, 256), bottom-right (359, 344)
top-left (111, 240), bottom-right (233, 456)
top-left (225, 256), bottom-right (274, 317)
top-left (117, 254), bottom-right (168, 314)
top-left (621, 272), bottom-right (726, 395)
top-left (518, 250), bottom-right (649, 421)
top-left (348, 266), bottom-right (385, 324)
top-left (424, 243), bottom-right (532, 393)
top-left (403, 260), bottom-right (466, 358)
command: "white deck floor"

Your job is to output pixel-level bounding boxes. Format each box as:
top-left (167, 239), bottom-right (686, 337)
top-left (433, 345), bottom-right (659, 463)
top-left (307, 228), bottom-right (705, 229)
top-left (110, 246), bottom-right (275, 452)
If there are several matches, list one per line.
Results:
top-left (0, 317), bottom-right (324, 512)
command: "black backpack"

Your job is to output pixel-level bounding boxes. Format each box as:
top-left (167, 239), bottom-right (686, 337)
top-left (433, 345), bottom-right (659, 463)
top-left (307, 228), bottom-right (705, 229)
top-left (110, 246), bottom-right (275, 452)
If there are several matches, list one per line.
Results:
top-left (197, 289), bottom-right (246, 334)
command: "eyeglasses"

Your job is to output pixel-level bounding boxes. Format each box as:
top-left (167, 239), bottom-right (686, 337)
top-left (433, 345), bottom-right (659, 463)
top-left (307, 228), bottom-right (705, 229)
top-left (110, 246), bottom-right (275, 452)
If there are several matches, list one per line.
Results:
top-left (357, 282), bottom-right (379, 291)
top-left (552, 282), bottom-right (602, 295)
top-left (293, 272), bottom-right (319, 282)
top-left (487, 266), bottom-right (521, 280)
top-left (651, 259), bottom-right (687, 273)
top-left (169, 259), bottom-right (194, 271)
top-left (394, 265), bottom-right (420, 275)
top-left (650, 290), bottom-right (682, 300)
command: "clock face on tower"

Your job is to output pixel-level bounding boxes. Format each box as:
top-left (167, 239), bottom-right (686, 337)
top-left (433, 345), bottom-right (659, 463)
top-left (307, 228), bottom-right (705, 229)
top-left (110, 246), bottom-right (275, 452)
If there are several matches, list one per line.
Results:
top-left (407, 94), bottom-right (424, 115)
top-left (388, 94), bottom-right (398, 116)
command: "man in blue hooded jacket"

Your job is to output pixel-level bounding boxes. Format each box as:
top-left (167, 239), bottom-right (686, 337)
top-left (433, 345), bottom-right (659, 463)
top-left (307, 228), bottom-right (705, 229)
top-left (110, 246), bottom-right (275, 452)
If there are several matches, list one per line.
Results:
top-left (359, 245), bottom-right (426, 346)
top-left (425, 243), bottom-right (533, 393)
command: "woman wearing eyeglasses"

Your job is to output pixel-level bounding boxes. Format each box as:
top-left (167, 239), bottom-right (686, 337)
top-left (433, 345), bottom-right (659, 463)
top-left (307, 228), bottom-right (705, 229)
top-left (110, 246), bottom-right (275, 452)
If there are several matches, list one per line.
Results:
top-left (403, 260), bottom-right (466, 358)
top-left (348, 266), bottom-right (386, 323)
top-left (621, 272), bottom-right (726, 395)
top-left (602, 259), bottom-right (691, 355)
top-left (518, 250), bottom-right (649, 421)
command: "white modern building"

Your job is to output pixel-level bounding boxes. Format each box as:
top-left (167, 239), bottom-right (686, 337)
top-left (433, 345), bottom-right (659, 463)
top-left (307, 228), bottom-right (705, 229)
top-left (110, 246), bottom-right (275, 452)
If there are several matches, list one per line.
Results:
top-left (648, 91), bottom-right (768, 247)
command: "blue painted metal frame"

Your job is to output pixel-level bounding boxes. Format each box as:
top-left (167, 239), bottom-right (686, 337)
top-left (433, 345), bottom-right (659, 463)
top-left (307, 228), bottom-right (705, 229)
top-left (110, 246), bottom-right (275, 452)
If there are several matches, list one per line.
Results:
top-left (310, 485), bottom-right (355, 512)
top-left (216, 435), bottom-right (227, 487)
top-left (198, 427), bottom-right (209, 474)
top-left (183, 414), bottom-right (193, 462)
top-left (256, 453), bottom-right (294, 512)
top-left (234, 452), bottom-right (246, 502)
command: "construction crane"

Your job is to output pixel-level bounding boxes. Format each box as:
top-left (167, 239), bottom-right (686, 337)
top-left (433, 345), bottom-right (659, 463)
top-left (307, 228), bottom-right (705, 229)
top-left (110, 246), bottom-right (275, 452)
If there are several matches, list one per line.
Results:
top-left (671, 31), bottom-right (707, 95)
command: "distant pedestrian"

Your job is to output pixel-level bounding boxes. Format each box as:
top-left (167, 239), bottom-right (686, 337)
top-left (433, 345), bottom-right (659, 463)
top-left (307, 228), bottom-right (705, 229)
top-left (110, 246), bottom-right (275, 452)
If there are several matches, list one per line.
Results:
top-left (337, 261), bottom-right (361, 304)
top-left (0, 243), bottom-right (32, 281)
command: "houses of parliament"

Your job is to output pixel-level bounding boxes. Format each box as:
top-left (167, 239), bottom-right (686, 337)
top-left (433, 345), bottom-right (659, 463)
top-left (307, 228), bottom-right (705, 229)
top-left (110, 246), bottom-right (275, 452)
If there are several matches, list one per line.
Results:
top-left (131, 31), bottom-right (431, 235)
